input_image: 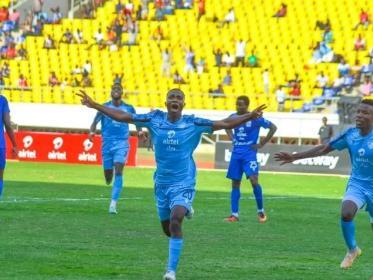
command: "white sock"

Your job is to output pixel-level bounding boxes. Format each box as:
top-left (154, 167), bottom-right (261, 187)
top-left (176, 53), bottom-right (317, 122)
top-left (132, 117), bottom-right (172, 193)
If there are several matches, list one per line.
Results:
top-left (110, 200), bottom-right (117, 208)
top-left (232, 212), bottom-right (239, 217)
top-left (257, 209), bottom-right (264, 213)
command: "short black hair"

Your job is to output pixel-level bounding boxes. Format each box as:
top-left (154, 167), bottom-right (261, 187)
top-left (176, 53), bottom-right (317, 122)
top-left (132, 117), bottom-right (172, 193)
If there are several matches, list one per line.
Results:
top-left (361, 99), bottom-right (373, 107)
top-left (167, 88), bottom-right (185, 96)
top-left (237, 95), bottom-right (250, 106)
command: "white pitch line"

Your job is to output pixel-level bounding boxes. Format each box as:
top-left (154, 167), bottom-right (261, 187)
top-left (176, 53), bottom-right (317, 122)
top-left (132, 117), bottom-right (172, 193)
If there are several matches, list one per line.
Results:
top-left (0, 195), bottom-right (341, 204)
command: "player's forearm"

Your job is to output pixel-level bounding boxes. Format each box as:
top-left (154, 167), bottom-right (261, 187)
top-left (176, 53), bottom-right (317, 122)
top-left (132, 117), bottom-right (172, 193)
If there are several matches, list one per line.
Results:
top-left (92, 103), bottom-right (133, 123)
top-left (214, 112), bottom-right (253, 130)
top-left (292, 144), bottom-right (332, 160)
top-left (5, 126), bottom-right (17, 148)
top-left (261, 124), bottom-right (277, 146)
top-left (225, 129), bottom-right (233, 141)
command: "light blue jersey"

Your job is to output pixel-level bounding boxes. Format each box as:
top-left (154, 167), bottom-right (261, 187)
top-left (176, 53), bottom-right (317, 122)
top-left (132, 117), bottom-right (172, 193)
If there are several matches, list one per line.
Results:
top-left (133, 110), bottom-right (213, 186)
top-left (330, 127), bottom-right (373, 215)
top-left (94, 101), bottom-right (135, 168)
top-left (231, 114), bottom-right (272, 158)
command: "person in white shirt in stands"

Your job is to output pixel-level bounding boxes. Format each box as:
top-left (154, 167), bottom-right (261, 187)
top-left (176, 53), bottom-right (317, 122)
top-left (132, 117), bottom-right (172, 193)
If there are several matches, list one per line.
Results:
top-left (262, 69), bottom-right (270, 94)
top-left (222, 51), bottom-right (235, 67)
top-left (221, 8), bottom-right (235, 27)
top-left (235, 39), bottom-right (247, 67)
top-left (275, 86), bottom-right (286, 112)
top-left (316, 71), bottom-right (329, 88)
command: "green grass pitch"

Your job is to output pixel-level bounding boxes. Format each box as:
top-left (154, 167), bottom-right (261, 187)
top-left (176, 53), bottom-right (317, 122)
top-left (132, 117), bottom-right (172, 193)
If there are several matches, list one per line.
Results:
top-left (1, 162), bottom-right (372, 279)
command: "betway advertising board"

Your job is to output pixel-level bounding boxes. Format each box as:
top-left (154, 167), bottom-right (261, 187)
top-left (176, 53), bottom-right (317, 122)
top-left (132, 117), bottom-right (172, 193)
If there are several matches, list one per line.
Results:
top-left (5, 131), bottom-right (138, 166)
top-left (215, 142), bottom-right (350, 175)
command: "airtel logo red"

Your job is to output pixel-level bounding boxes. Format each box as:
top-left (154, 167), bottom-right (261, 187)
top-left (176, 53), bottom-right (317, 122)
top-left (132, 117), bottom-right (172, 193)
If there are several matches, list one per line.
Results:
top-left (53, 137), bottom-right (64, 150)
top-left (23, 135), bottom-right (33, 148)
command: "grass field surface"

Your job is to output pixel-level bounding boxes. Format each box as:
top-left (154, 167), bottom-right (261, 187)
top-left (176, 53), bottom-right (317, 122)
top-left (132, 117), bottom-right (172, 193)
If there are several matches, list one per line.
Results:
top-left (1, 162), bottom-right (372, 279)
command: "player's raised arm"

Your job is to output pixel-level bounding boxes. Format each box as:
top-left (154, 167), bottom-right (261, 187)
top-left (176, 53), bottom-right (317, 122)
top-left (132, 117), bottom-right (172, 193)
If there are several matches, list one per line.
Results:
top-left (274, 144), bottom-right (333, 165)
top-left (212, 104), bottom-right (267, 131)
top-left (77, 90), bottom-right (134, 123)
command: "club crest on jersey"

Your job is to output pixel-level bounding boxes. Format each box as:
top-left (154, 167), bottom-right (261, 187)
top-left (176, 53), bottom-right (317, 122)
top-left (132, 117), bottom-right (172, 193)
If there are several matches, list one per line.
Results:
top-left (245, 121), bottom-right (252, 127)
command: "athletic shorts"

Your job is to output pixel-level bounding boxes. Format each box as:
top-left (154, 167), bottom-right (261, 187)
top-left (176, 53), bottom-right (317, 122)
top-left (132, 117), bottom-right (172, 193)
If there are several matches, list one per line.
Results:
top-left (102, 141), bottom-right (129, 170)
top-left (227, 155), bottom-right (259, 180)
top-left (343, 183), bottom-right (373, 217)
top-left (155, 184), bottom-right (195, 221)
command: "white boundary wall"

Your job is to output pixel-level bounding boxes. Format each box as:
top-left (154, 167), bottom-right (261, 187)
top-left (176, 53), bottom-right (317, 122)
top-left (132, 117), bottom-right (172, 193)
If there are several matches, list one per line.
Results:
top-left (9, 103), bottom-right (339, 138)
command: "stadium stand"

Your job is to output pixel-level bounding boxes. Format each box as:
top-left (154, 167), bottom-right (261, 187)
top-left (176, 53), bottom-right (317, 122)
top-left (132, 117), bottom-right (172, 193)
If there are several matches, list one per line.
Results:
top-left (0, 0), bottom-right (372, 111)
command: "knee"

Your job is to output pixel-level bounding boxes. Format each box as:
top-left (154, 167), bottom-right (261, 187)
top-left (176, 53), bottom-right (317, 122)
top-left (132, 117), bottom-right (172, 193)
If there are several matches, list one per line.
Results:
top-left (341, 209), bottom-right (355, 222)
top-left (169, 217), bottom-right (182, 234)
top-left (162, 226), bottom-right (171, 237)
top-left (250, 178), bottom-right (259, 187)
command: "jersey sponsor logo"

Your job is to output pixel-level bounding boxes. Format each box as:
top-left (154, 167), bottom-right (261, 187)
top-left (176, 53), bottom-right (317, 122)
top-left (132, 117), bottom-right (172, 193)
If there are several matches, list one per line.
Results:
top-left (78, 139), bottom-right (97, 162)
top-left (48, 137), bottom-right (66, 160)
top-left (18, 135), bottom-right (37, 159)
top-left (236, 127), bottom-right (247, 139)
top-left (293, 155), bottom-right (339, 169)
top-left (163, 130), bottom-right (179, 151)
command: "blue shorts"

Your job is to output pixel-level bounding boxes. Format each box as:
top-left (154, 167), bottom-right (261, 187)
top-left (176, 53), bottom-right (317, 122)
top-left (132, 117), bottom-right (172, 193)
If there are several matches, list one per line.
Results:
top-left (227, 155), bottom-right (259, 181)
top-left (0, 148), bottom-right (5, 169)
top-left (343, 183), bottom-right (373, 217)
top-left (155, 184), bottom-right (196, 221)
top-left (102, 141), bottom-right (129, 170)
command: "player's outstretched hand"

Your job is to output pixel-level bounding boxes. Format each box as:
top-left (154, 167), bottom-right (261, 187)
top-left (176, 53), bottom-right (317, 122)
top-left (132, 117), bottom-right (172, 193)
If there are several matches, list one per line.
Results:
top-left (76, 90), bottom-right (96, 108)
top-left (250, 104), bottom-right (267, 119)
top-left (274, 152), bottom-right (295, 165)
top-left (137, 131), bottom-right (149, 142)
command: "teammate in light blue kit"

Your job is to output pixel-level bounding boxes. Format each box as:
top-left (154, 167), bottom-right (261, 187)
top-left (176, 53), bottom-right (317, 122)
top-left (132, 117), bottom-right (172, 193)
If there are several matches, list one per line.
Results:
top-left (275, 99), bottom-right (373, 269)
top-left (0, 95), bottom-right (18, 198)
top-left (225, 96), bottom-right (277, 223)
top-left (78, 88), bottom-right (266, 280)
top-left (89, 83), bottom-right (140, 214)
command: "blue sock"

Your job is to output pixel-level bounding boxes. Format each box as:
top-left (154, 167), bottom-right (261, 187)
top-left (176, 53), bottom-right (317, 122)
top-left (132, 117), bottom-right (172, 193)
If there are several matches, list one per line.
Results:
top-left (167, 238), bottom-right (183, 272)
top-left (253, 184), bottom-right (264, 212)
top-left (231, 188), bottom-right (240, 215)
top-left (341, 219), bottom-right (357, 250)
top-left (0, 180), bottom-right (3, 198)
top-left (111, 175), bottom-right (123, 201)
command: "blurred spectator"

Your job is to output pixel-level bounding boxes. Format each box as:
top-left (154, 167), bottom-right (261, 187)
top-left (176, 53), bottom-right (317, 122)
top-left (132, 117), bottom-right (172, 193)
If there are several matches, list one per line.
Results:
top-left (235, 39), bottom-right (246, 67)
top-left (83, 60), bottom-right (92, 74)
top-left (6, 43), bottom-right (16, 59)
top-left (113, 73), bottom-right (124, 85)
top-left (43, 34), bottom-right (55, 49)
top-left (209, 84), bottom-right (225, 97)
top-left (60, 29), bottom-right (73, 44)
top-left (196, 57), bottom-right (206, 75)
top-left (184, 47), bottom-right (195, 73)
top-left (197, 0), bottom-right (206, 21)
top-left (161, 48), bottom-right (172, 77)
top-left (106, 27), bottom-right (116, 46)
top-left (18, 74), bottom-right (28, 88)
top-left (213, 48), bottom-right (222, 67)
top-left (315, 71), bottom-right (328, 88)
top-left (113, 18), bottom-right (123, 46)
top-left (82, 74), bottom-right (92, 87)
top-left (222, 51), bottom-right (234, 67)
top-left (34, 0), bottom-right (44, 14)
top-left (353, 9), bottom-right (370, 30)
top-left (1, 62), bottom-right (10, 77)
top-left (71, 65), bottom-right (82, 75)
top-left (48, 72), bottom-right (60, 87)
top-left (87, 28), bottom-right (104, 50)
top-left (354, 34), bottom-right (366, 51)
top-left (9, 9), bottom-right (20, 29)
top-left (315, 18), bottom-right (330, 31)
top-left (222, 70), bottom-right (232, 85)
top-left (74, 29), bottom-right (85, 44)
top-left (115, 0), bottom-right (123, 14)
top-left (0, 6), bottom-right (9, 22)
top-left (124, 0), bottom-right (134, 16)
top-left (247, 51), bottom-right (258, 67)
top-left (17, 45), bottom-right (27, 59)
top-left (275, 86), bottom-right (286, 111)
top-left (289, 83), bottom-right (301, 97)
top-left (263, 69), bottom-right (269, 94)
top-left (126, 27), bottom-right (137, 47)
top-left (0, 73), bottom-right (5, 88)
top-left (338, 59), bottom-right (350, 76)
top-left (221, 8), bottom-right (235, 27)
top-left (60, 78), bottom-right (69, 92)
top-left (51, 7), bottom-right (62, 24)
top-left (151, 25), bottom-right (165, 42)
top-left (318, 117), bottom-right (333, 144)
top-left (322, 26), bottom-right (333, 44)
top-left (173, 70), bottom-right (186, 84)
top-left (273, 3), bottom-right (287, 18)
top-left (72, 77), bottom-right (81, 87)
top-left (358, 76), bottom-right (372, 96)
top-left (310, 41), bottom-right (334, 63)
